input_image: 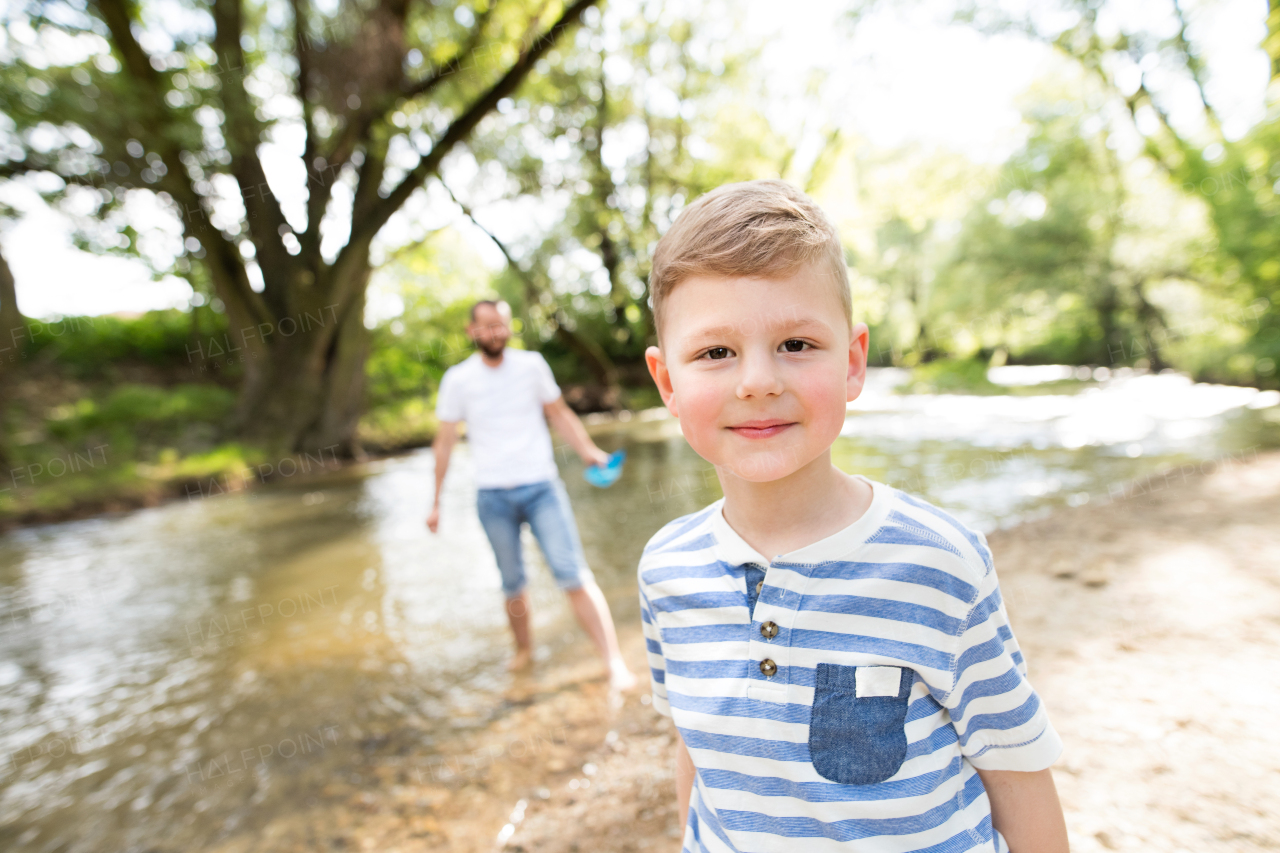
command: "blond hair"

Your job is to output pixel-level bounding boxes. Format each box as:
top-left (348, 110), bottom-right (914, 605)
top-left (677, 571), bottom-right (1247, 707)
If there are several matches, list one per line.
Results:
top-left (649, 179), bottom-right (851, 342)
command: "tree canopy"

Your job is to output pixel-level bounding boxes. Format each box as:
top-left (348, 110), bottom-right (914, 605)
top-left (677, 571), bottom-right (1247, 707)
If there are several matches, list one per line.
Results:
top-left (1, 0), bottom-right (600, 452)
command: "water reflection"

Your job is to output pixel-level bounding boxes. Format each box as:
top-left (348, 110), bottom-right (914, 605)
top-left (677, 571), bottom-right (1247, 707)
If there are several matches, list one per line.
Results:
top-left (839, 369), bottom-right (1279, 529)
top-left (0, 369), bottom-right (1276, 849)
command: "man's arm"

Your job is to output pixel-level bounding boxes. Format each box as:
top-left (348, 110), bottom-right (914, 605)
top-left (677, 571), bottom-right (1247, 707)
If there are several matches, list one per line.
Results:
top-left (674, 730), bottom-right (695, 832)
top-left (426, 420), bottom-right (459, 533)
top-left (975, 767), bottom-right (1069, 852)
top-left (543, 397), bottom-right (610, 468)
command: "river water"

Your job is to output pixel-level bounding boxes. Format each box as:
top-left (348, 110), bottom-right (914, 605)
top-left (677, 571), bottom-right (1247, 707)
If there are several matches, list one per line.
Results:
top-left (1, 369), bottom-right (1277, 851)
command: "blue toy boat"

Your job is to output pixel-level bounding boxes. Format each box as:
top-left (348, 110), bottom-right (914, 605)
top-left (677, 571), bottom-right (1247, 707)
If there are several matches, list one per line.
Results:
top-left (584, 449), bottom-right (627, 488)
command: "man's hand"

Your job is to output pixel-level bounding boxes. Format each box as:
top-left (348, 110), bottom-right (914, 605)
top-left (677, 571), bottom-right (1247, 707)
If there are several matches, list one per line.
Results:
top-left (543, 397), bottom-right (611, 468)
top-left (426, 504), bottom-right (440, 533)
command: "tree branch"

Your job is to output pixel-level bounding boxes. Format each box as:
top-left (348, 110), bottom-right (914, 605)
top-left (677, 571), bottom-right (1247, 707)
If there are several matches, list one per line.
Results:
top-left (291, 0), bottom-right (319, 225)
top-left (585, 45), bottom-right (628, 322)
top-left (1120, 78), bottom-right (1190, 181)
top-left (91, 0), bottom-right (273, 329)
top-left (343, 0), bottom-right (601, 254)
top-left (349, 138), bottom-right (389, 240)
top-left (440, 181), bottom-right (522, 274)
top-left (0, 160), bottom-right (40, 180)
top-left (401, 5), bottom-right (495, 100)
top-left (304, 0), bottom-right (421, 247)
top-left (401, 55), bottom-right (464, 101)
top-left (312, 1), bottom-right (495, 239)
top-left (292, 0), bottom-right (334, 265)
top-left (1170, 0), bottom-right (1220, 130)
top-left (92, 0), bottom-right (162, 85)
top-left (441, 180), bottom-right (616, 385)
top-left (211, 0), bottom-right (294, 317)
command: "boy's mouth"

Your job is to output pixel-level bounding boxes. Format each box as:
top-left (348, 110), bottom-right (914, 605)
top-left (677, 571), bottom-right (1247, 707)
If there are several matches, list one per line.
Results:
top-left (726, 419), bottom-right (796, 439)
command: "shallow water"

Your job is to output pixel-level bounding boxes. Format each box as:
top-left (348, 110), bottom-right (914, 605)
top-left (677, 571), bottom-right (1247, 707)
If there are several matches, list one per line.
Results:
top-left (1, 370), bottom-right (1277, 850)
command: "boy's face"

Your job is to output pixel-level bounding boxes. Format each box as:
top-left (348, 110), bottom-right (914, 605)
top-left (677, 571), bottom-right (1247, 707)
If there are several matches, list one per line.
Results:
top-left (645, 265), bottom-right (869, 484)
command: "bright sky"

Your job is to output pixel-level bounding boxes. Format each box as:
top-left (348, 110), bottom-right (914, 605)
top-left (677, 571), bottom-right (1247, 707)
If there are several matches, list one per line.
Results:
top-left (4, 0), bottom-right (1268, 319)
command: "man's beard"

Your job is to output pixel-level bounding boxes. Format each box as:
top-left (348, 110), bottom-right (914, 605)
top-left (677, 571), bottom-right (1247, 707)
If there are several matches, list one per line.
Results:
top-left (476, 339), bottom-right (505, 358)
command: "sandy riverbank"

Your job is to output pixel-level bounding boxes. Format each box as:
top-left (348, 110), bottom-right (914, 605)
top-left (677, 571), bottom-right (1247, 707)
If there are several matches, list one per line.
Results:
top-left (210, 450), bottom-right (1280, 853)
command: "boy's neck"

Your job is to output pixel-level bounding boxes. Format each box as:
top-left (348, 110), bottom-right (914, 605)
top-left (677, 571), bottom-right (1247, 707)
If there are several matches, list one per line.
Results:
top-left (717, 449), bottom-right (873, 564)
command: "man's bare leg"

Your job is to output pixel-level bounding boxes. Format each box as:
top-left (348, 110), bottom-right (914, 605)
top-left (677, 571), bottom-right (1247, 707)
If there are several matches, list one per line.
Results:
top-left (505, 591), bottom-right (533, 671)
top-left (566, 582), bottom-right (637, 690)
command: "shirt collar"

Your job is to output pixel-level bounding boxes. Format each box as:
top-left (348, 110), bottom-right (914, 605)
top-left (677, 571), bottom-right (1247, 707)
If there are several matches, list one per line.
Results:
top-left (708, 477), bottom-right (893, 567)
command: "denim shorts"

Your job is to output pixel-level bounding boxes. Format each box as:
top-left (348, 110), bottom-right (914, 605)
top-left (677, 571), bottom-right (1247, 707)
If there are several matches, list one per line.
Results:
top-left (475, 477), bottom-right (594, 597)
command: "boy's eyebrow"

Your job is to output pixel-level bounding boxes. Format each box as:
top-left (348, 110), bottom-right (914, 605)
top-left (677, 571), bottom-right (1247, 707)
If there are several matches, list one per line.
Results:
top-left (683, 317), bottom-right (833, 343)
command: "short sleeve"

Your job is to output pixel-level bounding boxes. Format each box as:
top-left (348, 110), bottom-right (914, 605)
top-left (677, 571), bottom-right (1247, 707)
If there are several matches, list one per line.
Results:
top-left (531, 352), bottom-right (561, 405)
top-left (638, 575), bottom-right (671, 717)
top-left (435, 367), bottom-right (464, 422)
top-left (943, 560), bottom-right (1062, 771)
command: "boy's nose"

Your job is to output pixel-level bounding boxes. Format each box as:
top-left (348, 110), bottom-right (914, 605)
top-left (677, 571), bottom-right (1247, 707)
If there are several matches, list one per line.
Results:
top-left (735, 350), bottom-right (785, 399)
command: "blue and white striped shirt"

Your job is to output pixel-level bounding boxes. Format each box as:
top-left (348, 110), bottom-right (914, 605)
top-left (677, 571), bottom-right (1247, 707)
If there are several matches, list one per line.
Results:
top-left (638, 478), bottom-right (1062, 853)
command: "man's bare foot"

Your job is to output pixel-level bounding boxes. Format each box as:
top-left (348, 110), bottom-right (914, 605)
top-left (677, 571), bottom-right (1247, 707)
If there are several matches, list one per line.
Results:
top-left (607, 658), bottom-right (638, 692)
top-left (507, 648), bottom-right (534, 672)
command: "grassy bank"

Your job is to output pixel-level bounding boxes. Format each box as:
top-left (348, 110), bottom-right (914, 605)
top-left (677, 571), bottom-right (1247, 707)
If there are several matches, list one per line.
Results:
top-left (0, 309), bottom-right (645, 527)
top-left (1, 360), bottom-right (347, 526)
top-left (0, 311), bottom-right (333, 526)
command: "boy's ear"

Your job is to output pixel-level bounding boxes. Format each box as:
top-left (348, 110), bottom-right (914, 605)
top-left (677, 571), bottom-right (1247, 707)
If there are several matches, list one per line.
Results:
top-left (846, 323), bottom-right (870, 403)
top-left (644, 345), bottom-right (678, 418)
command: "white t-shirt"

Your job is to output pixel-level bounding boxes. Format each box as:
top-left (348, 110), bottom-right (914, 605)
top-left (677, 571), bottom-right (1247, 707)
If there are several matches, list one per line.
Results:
top-left (434, 348), bottom-right (562, 488)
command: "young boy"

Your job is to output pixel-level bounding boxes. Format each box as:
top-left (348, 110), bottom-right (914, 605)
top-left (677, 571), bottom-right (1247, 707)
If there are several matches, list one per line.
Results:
top-left (638, 180), bottom-right (1068, 852)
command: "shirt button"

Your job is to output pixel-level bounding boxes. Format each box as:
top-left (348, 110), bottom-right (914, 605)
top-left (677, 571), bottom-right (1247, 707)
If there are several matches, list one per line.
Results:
top-left (759, 659), bottom-right (777, 677)
top-left (756, 580), bottom-right (763, 594)
top-left (760, 621), bottom-right (778, 640)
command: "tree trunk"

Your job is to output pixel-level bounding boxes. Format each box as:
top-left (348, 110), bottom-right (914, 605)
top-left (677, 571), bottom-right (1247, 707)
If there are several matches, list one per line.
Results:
top-left (1133, 277), bottom-right (1170, 372)
top-left (0, 245), bottom-right (23, 371)
top-left (0, 245), bottom-right (23, 468)
top-left (552, 310), bottom-right (617, 387)
top-left (909, 266), bottom-right (933, 361)
top-left (301, 279), bottom-right (369, 455)
top-left (229, 272), bottom-right (369, 457)
top-left (445, 182), bottom-right (621, 396)
top-left (1095, 282), bottom-right (1121, 365)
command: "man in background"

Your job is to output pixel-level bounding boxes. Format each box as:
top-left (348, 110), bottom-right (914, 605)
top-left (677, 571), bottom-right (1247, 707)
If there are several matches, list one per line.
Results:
top-left (427, 299), bottom-right (636, 690)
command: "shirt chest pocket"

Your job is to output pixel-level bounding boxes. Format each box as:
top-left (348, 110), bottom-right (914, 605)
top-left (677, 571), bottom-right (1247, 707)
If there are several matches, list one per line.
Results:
top-left (808, 663), bottom-right (913, 785)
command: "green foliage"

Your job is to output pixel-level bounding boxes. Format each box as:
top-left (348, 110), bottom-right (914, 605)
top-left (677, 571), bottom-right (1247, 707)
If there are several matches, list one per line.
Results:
top-left (941, 0), bottom-right (1280, 387)
top-left (42, 383), bottom-right (234, 456)
top-left (621, 384), bottom-right (665, 412)
top-left (22, 309), bottom-right (226, 375)
top-left (47, 383), bottom-right (234, 436)
top-left (897, 359), bottom-right (1003, 395)
top-left (0, 377), bottom-right (239, 522)
top-left (358, 398), bottom-right (440, 453)
top-left (1, 0), bottom-right (607, 453)
top-left (364, 228), bottom-right (491, 410)
top-left (936, 93), bottom-right (1153, 366)
top-left (845, 68), bottom-right (1262, 383)
top-left (460, 0), bottom-right (789, 361)
top-left (0, 0), bottom-right (603, 277)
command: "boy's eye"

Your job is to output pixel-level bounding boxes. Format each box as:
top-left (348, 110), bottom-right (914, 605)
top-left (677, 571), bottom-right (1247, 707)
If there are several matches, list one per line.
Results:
top-left (705, 347), bottom-right (731, 360)
top-left (781, 339), bottom-right (809, 353)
